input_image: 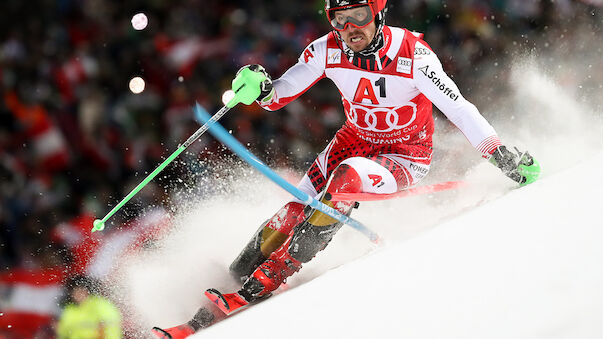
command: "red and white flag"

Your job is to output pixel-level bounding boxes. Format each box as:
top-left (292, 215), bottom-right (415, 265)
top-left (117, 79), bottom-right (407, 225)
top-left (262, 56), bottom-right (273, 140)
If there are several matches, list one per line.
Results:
top-left (0, 268), bottom-right (65, 338)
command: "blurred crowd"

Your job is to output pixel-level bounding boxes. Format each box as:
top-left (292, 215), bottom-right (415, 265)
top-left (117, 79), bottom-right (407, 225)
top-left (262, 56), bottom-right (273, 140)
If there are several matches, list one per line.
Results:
top-left (0, 0), bottom-right (600, 337)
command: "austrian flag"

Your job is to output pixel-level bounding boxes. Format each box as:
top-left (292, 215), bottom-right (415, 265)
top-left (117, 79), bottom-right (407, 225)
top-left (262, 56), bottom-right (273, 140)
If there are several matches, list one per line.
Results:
top-left (0, 268), bottom-right (65, 337)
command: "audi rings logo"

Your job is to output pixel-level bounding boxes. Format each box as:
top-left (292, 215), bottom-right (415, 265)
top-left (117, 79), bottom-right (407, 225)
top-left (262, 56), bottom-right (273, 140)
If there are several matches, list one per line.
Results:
top-left (343, 100), bottom-right (417, 132)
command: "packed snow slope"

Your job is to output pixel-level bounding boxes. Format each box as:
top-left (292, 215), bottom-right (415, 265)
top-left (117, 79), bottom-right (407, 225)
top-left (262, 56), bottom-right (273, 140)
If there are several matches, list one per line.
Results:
top-left (194, 152), bottom-right (603, 339)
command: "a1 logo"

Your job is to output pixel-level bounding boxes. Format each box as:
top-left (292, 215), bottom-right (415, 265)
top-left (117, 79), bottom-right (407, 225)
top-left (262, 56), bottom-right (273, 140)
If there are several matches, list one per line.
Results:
top-left (354, 77), bottom-right (386, 104)
top-left (368, 174), bottom-right (384, 187)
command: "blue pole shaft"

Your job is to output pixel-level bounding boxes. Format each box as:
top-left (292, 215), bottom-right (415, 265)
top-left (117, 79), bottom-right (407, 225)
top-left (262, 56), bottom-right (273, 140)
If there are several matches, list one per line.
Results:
top-left (193, 103), bottom-right (379, 243)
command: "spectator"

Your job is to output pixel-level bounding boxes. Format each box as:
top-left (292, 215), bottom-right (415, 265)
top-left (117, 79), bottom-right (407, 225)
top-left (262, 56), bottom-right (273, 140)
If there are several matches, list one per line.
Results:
top-left (56, 276), bottom-right (122, 339)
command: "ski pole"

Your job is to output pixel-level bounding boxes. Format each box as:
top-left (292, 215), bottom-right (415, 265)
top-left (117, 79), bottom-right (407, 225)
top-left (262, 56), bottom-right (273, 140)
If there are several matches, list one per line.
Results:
top-left (193, 102), bottom-right (380, 243)
top-left (91, 69), bottom-right (269, 232)
top-left (90, 104), bottom-right (231, 232)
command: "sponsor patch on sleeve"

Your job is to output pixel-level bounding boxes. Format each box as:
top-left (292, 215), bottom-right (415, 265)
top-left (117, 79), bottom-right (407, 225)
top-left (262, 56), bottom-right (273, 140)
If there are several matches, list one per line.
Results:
top-left (327, 48), bottom-right (342, 65)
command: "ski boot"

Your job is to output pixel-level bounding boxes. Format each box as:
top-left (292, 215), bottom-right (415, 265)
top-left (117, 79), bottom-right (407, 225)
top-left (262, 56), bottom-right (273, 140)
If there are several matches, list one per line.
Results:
top-left (206, 243), bottom-right (302, 315)
top-left (229, 202), bottom-right (306, 282)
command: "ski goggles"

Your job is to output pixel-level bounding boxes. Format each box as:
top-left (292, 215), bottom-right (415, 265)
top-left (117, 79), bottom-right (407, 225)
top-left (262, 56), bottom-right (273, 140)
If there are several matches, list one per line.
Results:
top-left (327, 5), bottom-right (375, 31)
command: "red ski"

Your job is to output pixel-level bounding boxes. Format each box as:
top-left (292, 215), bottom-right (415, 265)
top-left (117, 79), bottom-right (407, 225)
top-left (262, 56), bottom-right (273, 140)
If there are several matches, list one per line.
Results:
top-left (150, 307), bottom-right (216, 339)
top-left (204, 288), bottom-right (250, 315)
top-left (151, 324), bottom-right (195, 339)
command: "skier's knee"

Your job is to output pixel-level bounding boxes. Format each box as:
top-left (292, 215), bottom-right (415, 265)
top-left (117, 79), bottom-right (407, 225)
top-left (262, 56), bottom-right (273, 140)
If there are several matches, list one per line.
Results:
top-left (326, 161), bottom-right (363, 194)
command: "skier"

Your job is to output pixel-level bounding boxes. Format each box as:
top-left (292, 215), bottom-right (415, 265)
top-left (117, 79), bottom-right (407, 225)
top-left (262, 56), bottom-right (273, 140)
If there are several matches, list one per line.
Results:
top-left (152, 0), bottom-right (540, 337)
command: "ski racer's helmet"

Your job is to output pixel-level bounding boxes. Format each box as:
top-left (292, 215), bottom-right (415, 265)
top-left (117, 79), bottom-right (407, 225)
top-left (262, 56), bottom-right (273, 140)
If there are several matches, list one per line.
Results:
top-left (325, 0), bottom-right (388, 54)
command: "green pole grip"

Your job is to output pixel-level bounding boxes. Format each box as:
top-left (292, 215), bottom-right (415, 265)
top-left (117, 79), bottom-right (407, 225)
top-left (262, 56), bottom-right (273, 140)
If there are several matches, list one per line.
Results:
top-left (225, 67), bottom-right (267, 108)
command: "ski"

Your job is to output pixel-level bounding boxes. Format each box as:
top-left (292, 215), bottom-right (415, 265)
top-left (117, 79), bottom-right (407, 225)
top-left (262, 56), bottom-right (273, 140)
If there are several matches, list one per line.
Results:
top-left (204, 288), bottom-right (250, 315)
top-left (150, 307), bottom-right (216, 339)
top-left (151, 324), bottom-right (195, 339)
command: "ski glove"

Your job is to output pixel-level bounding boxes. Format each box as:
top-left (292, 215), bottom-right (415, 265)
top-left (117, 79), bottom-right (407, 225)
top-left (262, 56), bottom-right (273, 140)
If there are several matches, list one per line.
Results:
top-left (490, 145), bottom-right (541, 186)
top-left (232, 64), bottom-right (274, 105)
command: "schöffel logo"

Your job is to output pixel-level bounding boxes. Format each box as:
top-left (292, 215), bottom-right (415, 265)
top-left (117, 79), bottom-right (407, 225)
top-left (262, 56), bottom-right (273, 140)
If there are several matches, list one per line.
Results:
top-left (418, 65), bottom-right (459, 101)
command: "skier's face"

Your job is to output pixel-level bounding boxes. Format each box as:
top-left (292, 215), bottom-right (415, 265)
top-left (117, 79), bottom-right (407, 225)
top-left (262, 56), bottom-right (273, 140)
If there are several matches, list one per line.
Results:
top-left (339, 19), bottom-right (377, 52)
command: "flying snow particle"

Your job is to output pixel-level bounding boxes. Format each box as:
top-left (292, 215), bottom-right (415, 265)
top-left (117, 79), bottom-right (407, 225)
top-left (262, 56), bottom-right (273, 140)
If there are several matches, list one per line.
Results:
top-left (129, 77), bottom-right (146, 94)
top-left (131, 13), bottom-right (148, 30)
top-left (222, 90), bottom-right (235, 106)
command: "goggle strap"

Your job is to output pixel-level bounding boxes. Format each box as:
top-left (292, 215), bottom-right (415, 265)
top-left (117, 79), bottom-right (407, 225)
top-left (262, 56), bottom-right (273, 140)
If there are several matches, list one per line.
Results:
top-left (328, 6), bottom-right (375, 31)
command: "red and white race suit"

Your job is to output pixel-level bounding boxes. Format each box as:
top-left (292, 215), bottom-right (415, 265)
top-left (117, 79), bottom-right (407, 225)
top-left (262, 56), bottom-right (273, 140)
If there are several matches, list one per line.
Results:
top-left (260, 26), bottom-right (501, 202)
